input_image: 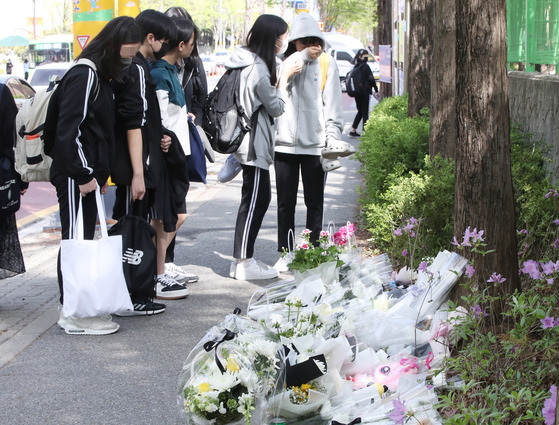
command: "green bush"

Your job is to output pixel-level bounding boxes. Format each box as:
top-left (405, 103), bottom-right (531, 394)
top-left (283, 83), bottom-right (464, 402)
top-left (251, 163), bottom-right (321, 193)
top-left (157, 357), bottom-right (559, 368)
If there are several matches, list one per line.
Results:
top-left (363, 155), bottom-right (455, 268)
top-left (356, 94), bottom-right (430, 204)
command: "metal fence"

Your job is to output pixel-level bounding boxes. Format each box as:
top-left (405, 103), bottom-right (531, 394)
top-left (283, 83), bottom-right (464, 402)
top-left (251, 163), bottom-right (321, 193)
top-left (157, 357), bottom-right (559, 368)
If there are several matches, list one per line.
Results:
top-left (507, 0), bottom-right (559, 70)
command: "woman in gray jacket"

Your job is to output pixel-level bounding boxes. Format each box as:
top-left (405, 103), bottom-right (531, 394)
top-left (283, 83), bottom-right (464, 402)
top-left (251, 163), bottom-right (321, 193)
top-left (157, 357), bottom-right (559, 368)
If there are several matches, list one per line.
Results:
top-left (273, 12), bottom-right (346, 271)
top-left (227, 14), bottom-right (301, 281)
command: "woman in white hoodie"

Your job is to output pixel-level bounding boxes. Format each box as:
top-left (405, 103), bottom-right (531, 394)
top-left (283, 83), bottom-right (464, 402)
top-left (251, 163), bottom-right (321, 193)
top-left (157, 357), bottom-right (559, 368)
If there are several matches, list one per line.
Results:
top-left (227, 14), bottom-right (301, 281)
top-left (273, 13), bottom-right (346, 271)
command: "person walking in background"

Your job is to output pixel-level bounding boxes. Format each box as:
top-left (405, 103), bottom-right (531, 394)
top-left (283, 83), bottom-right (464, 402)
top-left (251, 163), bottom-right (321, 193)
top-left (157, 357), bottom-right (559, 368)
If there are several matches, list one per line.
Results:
top-left (23, 59), bottom-right (29, 80)
top-left (273, 12), bottom-right (345, 271)
top-left (0, 82), bottom-right (28, 280)
top-left (50, 16), bottom-right (142, 335)
top-left (162, 6), bottom-right (206, 285)
top-left (349, 48), bottom-right (378, 137)
top-left (150, 16), bottom-right (199, 298)
top-left (227, 14), bottom-right (301, 281)
top-left (110, 9), bottom-right (178, 314)
top-left (5, 59), bottom-right (13, 75)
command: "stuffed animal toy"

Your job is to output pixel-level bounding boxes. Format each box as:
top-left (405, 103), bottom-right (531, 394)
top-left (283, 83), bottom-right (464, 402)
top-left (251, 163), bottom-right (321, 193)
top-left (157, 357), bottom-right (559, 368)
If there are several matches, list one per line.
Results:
top-left (372, 356), bottom-right (419, 391)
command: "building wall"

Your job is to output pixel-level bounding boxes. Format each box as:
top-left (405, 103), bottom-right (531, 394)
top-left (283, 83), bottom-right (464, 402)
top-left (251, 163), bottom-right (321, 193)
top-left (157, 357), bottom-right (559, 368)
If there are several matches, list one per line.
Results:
top-left (508, 71), bottom-right (559, 181)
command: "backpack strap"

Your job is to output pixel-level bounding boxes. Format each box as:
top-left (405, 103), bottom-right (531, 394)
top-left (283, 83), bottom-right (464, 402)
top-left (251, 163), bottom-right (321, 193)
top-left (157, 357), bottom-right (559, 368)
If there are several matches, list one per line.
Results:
top-left (319, 53), bottom-right (330, 92)
top-left (72, 58), bottom-right (100, 102)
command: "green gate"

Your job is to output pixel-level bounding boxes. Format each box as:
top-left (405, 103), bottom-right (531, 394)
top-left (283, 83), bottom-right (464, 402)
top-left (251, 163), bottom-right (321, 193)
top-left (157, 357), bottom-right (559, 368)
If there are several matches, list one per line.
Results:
top-left (507, 0), bottom-right (559, 70)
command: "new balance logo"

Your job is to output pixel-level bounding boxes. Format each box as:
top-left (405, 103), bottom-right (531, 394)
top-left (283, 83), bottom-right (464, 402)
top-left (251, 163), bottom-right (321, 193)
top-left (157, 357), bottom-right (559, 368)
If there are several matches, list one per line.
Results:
top-left (122, 248), bottom-right (144, 265)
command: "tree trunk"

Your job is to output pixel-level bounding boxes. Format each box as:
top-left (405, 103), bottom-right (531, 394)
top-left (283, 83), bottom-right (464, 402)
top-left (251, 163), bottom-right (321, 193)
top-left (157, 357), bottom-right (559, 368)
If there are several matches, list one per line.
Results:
top-left (377, 0), bottom-right (392, 99)
top-left (242, 0), bottom-right (257, 44)
top-left (408, 0), bottom-right (433, 117)
top-left (429, 0), bottom-right (456, 159)
top-left (454, 0), bottom-right (520, 314)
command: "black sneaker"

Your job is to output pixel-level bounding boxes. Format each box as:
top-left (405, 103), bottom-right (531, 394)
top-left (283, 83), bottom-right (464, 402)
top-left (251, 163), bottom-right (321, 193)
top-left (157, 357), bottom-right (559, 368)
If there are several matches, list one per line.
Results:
top-left (115, 299), bottom-right (166, 316)
top-left (349, 131), bottom-right (361, 137)
top-left (156, 274), bottom-right (189, 300)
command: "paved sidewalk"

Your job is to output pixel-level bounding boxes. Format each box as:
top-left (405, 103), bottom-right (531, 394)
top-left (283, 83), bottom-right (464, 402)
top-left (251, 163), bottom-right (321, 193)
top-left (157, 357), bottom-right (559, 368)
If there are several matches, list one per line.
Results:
top-left (0, 110), bottom-right (366, 424)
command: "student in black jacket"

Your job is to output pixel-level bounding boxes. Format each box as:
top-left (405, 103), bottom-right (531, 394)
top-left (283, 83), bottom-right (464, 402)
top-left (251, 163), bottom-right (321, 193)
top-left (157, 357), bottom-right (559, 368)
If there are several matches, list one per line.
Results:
top-left (50, 16), bottom-right (142, 335)
top-left (349, 48), bottom-right (378, 138)
top-left (111, 9), bottom-right (187, 312)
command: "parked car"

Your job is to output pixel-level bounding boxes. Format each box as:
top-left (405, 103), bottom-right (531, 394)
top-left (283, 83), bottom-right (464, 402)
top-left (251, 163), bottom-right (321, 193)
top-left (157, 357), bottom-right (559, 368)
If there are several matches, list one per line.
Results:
top-left (0, 75), bottom-right (36, 109)
top-left (213, 51), bottom-right (229, 67)
top-left (29, 62), bottom-right (72, 92)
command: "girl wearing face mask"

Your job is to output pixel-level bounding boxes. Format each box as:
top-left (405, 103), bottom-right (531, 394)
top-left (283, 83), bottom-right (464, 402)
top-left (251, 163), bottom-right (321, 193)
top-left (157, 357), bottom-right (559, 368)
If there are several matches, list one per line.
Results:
top-left (272, 12), bottom-right (345, 271)
top-left (349, 48), bottom-right (378, 137)
top-left (50, 16), bottom-right (142, 335)
top-left (149, 17), bottom-right (200, 299)
top-left (227, 14), bottom-right (302, 281)
top-left (109, 10), bottom-right (178, 314)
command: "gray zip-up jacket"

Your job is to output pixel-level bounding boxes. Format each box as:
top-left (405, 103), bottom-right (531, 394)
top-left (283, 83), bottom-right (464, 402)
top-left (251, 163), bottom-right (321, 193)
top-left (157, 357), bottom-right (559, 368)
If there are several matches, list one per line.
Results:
top-left (275, 13), bottom-right (344, 156)
top-left (225, 47), bottom-right (287, 170)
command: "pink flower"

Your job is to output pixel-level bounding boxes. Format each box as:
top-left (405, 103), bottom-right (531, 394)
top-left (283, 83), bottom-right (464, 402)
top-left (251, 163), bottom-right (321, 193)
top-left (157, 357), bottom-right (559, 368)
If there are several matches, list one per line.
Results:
top-left (388, 395), bottom-right (407, 425)
top-left (402, 249), bottom-right (408, 257)
top-left (418, 261), bottom-right (429, 272)
top-left (471, 228), bottom-right (485, 243)
top-left (555, 219), bottom-right (559, 225)
top-left (547, 278), bottom-right (554, 285)
top-left (465, 265), bottom-right (475, 279)
top-left (393, 228), bottom-right (403, 236)
top-left (462, 226), bottom-right (474, 246)
top-left (297, 243), bottom-right (309, 250)
top-left (541, 261), bottom-right (556, 276)
top-left (319, 230), bottom-right (329, 238)
top-left (451, 236), bottom-right (460, 246)
top-left (301, 229), bottom-right (311, 235)
top-left (487, 272), bottom-right (506, 284)
top-left (473, 305), bottom-right (488, 318)
top-left (542, 385), bottom-right (557, 425)
top-left (541, 316), bottom-right (557, 329)
top-left (521, 260), bottom-right (543, 280)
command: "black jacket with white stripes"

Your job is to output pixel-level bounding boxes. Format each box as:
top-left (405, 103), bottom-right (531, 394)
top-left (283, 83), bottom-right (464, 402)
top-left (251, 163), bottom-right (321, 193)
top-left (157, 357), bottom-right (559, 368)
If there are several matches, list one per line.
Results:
top-left (49, 62), bottom-right (115, 187)
top-left (111, 52), bottom-right (164, 188)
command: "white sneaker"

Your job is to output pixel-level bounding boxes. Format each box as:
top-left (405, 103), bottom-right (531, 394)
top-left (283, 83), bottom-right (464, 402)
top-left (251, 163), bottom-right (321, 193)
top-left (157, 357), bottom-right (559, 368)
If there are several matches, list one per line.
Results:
top-left (58, 308), bottom-right (67, 330)
top-left (234, 258), bottom-right (279, 281)
top-left (156, 274), bottom-right (189, 300)
top-left (165, 262), bottom-right (199, 283)
top-left (64, 315), bottom-right (119, 335)
top-left (273, 256), bottom-right (291, 272)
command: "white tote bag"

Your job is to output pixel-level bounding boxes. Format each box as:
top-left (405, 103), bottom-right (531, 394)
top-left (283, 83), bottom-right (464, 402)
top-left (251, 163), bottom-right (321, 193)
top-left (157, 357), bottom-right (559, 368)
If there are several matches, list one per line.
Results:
top-left (61, 186), bottom-right (133, 318)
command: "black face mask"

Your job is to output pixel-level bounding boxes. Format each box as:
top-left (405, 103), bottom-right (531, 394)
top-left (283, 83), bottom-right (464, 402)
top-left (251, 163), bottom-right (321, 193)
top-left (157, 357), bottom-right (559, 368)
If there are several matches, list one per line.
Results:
top-left (359, 56), bottom-right (368, 63)
top-left (154, 42), bottom-right (170, 60)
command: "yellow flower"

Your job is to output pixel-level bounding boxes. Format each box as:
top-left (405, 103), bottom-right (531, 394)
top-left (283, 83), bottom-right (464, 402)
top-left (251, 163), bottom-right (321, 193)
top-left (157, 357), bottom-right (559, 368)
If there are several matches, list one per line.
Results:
top-left (197, 382), bottom-right (210, 393)
top-left (227, 357), bottom-right (240, 372)
top-left (301, 384), bottom-right (311, 391)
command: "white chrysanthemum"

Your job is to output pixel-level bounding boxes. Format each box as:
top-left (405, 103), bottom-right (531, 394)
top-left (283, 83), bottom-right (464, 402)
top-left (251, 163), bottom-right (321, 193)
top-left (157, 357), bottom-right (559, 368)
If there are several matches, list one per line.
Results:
top-left (208, 371), bottom-right (239, 391)
top-left (238, 368), bottom-right (257, 389)
top-left (253, 339), bottom-right (279, 359)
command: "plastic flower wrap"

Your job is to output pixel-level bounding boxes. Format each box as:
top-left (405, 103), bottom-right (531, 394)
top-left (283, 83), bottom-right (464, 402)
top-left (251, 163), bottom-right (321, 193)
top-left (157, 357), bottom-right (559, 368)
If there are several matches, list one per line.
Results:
top-left (284, 227), bottom-right (353, 275)
top-left (178, 312), bottom-right (280, 425)
top-left (266, 342), bottom-right (335, 423)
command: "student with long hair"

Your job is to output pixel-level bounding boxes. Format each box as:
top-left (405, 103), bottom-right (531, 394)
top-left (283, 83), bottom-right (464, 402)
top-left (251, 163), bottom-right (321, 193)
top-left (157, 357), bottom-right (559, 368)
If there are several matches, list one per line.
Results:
top-left (227, 14), bottom-right (301, 281)
top-left (51, 16), bottom-right (142, 335)
top-left (150, 17), bottom-right (199, 298)
top-left (110, 9), bottom-right (177, 314)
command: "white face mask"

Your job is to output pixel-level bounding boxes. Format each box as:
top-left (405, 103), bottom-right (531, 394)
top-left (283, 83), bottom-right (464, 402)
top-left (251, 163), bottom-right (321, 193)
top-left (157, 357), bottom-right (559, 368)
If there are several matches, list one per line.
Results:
top-left (276, 38), bottom-right (288, 55)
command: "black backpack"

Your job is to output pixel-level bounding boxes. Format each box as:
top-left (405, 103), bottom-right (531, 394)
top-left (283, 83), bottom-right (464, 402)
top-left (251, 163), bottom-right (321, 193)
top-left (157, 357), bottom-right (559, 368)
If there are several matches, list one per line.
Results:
top-left (345, 65), bottom-right (365, 98)
top-left (202, 68), bottom-right (251, 154)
